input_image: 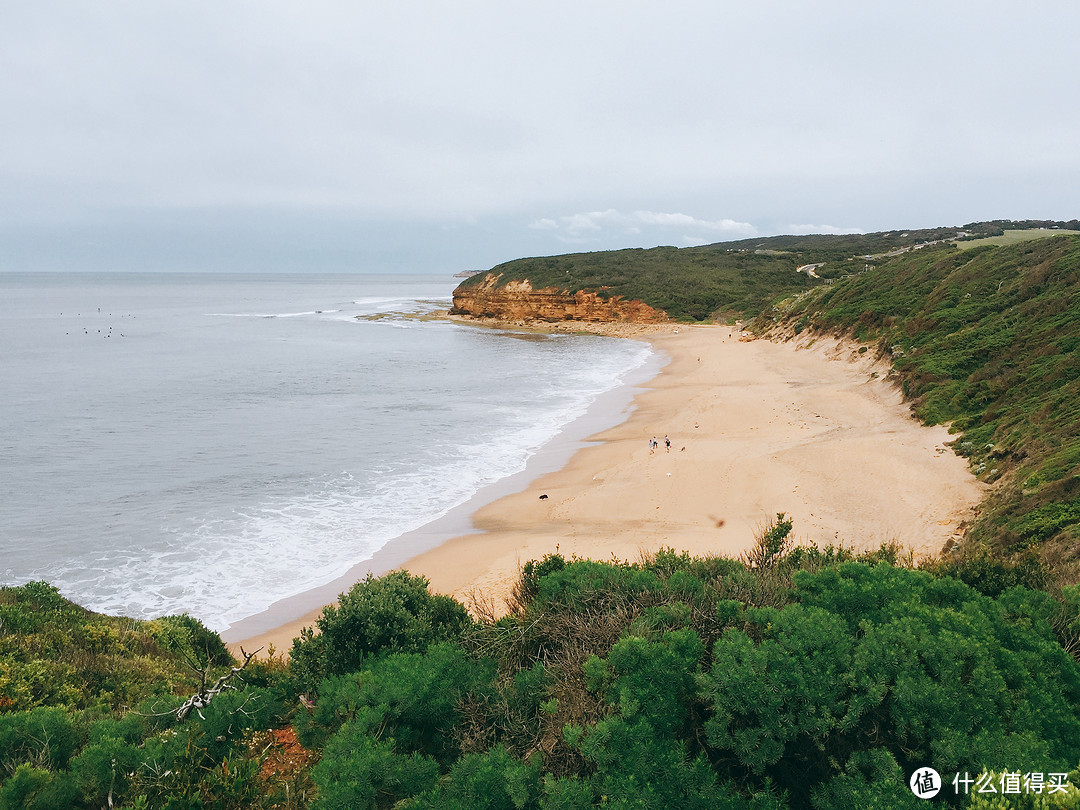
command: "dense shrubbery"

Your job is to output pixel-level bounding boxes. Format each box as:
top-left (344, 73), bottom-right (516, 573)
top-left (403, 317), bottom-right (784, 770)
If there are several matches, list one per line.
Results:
top-left (0, 581), bottom-right (212, 713)
top-left (3, 542), bottom-right (1080, 808)
top-left (0, 581), bottom-right (296, 808)
top-left (290, 544), bottom-right (1080, 809)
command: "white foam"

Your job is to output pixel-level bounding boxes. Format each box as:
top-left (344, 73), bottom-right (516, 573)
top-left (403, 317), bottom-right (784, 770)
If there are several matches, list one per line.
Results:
top-left (26, 305), bottom-right (652, 632)
top-left (52, 434), bottom-right (559, 629)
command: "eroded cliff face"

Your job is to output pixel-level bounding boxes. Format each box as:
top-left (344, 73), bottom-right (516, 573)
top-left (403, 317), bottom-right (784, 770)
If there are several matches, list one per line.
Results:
top-left (450, 273), bottom-right (668, 324)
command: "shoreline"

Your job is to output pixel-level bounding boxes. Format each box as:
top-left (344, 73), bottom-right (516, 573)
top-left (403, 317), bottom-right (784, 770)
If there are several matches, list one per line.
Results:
top-left (229, 323), bottom-right (986, 655)
top-left (221, 323), bottom-right (669, 650)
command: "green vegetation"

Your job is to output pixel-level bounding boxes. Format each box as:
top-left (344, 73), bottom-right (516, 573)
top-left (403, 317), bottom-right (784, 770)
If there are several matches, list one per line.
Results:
top-left (456, 221), bottom-right (1079, 323)
top-left (0, 581), bottom-right (298, 808)
top-left (956, 228), bottom-right (1079, 251)
top-left (755, 232), bottom-right (1080, 562)
top-left (459, 245), bottom-right (816, 322)
top-left (0, 581), bottom-right (218, 714)
top-left (288, 570), bottom-right (473, 696)
top-left (4, 537), bottom-right (1080, 808)
top-left (454, 230), bottom-right (969, 323)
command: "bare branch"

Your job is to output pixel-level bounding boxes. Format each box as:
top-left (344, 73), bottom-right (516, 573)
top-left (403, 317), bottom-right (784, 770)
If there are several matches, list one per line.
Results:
top-left (175, 646), bottom-right (261, 721)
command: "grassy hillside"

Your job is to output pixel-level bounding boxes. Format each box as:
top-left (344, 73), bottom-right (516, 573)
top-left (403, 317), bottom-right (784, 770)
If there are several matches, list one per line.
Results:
top-left (756, 234), bottom-right (1080, 563)
top-left (455, 221), bottom-right (1079, 322)
top-left (455, 230), bottom-right (961, 322)
top-left (956, 227), bottom-right (1079, 251)
top-left (458, 245), bottom-right (814, 321)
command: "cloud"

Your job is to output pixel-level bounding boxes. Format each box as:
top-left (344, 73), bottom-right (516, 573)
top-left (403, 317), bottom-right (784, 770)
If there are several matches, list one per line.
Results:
top-left (4, 3), bottom-right (1079, 271)
top-left (529, 210), bottom-right (757, 245)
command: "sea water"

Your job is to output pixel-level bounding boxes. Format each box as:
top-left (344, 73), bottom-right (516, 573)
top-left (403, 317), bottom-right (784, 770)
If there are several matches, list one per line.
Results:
top-left (0, 272), bottom-right (653, 631)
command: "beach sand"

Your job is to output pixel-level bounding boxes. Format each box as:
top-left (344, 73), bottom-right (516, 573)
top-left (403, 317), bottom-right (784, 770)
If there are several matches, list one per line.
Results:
top-left (230, 324), bottom-right (986, 655)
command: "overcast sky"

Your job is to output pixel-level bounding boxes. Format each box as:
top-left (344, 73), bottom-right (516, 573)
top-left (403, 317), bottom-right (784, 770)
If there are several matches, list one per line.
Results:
top-left (2, 1), bottom-right (1078, 273)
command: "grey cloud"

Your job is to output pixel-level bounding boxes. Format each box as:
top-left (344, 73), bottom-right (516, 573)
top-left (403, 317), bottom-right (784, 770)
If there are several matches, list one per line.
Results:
top-left (2, 1), bottom-right (1078, 272)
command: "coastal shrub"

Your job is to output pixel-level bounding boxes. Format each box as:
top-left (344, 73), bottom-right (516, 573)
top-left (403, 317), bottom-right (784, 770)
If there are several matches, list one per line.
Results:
top-left (698, 563), bottom-right (1080, 806)
top-left (921, 551), bottom-right (1049, 598)
top-left (70, 734), bottom-right (142, 808)
top-left (0, 707), bottom-right (78, 778)
top-left (743, 513), bottom-right (794, 570)
top-left (531, 560), bottom-right (662, 610)
top-left (405, 745), bottom-right (543, 810)
top-left (807, 749), bottom-right (921, 810)
top-left (7, 541), bottom-right (1080, 808)
top-left (148, 613), bottom-right (234, 669)
top-left (0, 582), bottom-right (208, 713)
top-left (130, 737), bottom-right (263, 810)
top-left (511, 554), bottom-right (567, 610)
top-left (289, 571), bottom-right (472, 694)
top-left (592, 629), bottom-right (704, 734)
top-left (310, 734), bottom-right (439, 810)
top-left (0, 763), bottom-right (78, 810)
top-left (558, 628), bottom-right (758, 810)
top-left (296, 643), bottom-right (489, 759)
top-left (124, 686), bottom-right (278, 809)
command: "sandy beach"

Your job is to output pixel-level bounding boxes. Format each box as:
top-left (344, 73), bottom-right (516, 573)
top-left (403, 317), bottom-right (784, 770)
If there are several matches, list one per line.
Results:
top-left (231, 324), bottom-right (986, 655)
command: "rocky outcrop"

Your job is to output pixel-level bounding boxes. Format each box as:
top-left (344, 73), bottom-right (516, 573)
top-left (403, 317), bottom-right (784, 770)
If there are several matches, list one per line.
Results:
top-left (450, 273), bottom-right (668, 323)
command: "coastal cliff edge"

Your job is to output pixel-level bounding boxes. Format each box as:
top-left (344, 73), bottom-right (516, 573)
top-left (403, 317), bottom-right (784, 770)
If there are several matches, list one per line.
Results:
top-left (450, 272), bottom-right (668, 324)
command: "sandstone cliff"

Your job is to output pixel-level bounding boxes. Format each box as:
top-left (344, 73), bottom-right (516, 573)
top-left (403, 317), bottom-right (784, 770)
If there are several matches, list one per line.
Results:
top-left (450, 273), bottom-right (668, 324)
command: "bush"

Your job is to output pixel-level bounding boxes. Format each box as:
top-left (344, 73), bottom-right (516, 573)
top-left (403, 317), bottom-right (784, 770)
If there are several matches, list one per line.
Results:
top-left (405, 745), bottom-right (542, 810)
top-left (149, 614), bottom-right (234, 669)
top-left (0, 763), bottom-right (77, 810)
top-left (698, 563), bottom-right (1080, 805)
top-left (0, 707), bottom-right (78, 778)
top-left (290, 572), bottom-right (472, 695)
top-left (296, 643), bottom-right (490, 759)
top-left (0, 583), bottom-right (209, 713)
top-left (310, 735), bottom-right (438, 810)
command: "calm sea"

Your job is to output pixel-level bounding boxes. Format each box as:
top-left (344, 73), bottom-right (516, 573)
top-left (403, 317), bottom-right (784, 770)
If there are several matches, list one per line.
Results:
top-left (0, 273), bottom-right (654, 631)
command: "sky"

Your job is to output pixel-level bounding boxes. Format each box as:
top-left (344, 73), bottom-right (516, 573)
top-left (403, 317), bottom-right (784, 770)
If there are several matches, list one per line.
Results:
top-left (2, 1), bottom-right (1078, 274)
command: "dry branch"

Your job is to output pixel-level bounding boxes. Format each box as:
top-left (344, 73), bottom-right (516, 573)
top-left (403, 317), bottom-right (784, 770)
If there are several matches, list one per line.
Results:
top-left (175, 646), bottom-right (260, 721)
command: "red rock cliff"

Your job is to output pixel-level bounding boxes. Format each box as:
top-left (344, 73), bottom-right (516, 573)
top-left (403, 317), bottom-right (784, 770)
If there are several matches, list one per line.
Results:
top-left (450, 273), bottom-right (668, 323)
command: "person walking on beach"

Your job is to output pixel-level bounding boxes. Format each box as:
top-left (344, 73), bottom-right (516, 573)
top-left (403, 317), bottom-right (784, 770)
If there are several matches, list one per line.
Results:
top-left (664, 435), bottom-right (671, 452)
top-left (649, 437), bottom-right (657, 454)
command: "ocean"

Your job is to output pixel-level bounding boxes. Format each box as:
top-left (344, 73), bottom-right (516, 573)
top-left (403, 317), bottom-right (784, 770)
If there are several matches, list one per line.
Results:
top-left (0, 272), bottom-right (655, 632)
